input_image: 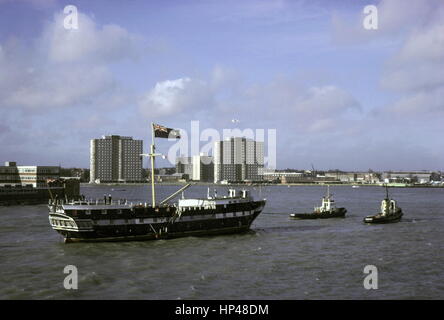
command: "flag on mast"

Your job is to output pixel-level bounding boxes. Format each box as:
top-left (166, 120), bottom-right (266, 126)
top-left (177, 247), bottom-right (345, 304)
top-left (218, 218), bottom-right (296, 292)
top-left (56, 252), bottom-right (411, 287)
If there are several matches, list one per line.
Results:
top-left (152, 123), bottom-right (181, 139)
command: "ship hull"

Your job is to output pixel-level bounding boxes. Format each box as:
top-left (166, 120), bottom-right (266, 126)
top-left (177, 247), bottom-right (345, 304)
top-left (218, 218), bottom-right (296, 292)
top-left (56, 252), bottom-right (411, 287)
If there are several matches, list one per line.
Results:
top-left (49, 200), bottom-right (265, 243)
top-left (363, 209), bottom-right (403, 224)
top-left (56, 222), bottom-right (256, 243)
top-left (289, 208), bottom-right (347, 220)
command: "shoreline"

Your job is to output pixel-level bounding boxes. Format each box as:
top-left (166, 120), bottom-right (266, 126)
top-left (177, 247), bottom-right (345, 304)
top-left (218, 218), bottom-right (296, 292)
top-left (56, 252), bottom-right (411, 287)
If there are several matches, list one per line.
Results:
top-left (80, 182), bottom-right (444, 188)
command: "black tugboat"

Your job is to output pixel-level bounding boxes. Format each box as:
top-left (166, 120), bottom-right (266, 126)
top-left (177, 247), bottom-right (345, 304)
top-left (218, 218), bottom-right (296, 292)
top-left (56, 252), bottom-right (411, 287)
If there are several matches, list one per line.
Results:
top-left (363, 185), bottom-right (402, 224)
top-left (289, 185), bottom-right (347, 219)
top-left (48, 123), bottom-right (266, 243)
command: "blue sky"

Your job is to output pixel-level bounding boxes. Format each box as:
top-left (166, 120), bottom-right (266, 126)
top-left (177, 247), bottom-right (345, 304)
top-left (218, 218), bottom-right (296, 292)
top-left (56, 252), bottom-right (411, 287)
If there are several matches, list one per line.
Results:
top-left (0, 0), bottom-right (443, 171)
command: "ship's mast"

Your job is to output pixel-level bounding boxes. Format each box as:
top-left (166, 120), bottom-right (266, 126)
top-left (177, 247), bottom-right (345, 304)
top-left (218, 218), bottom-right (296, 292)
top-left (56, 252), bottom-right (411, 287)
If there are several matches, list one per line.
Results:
top-left (143, 123), bottom-right (181, 208)
top-left (141, 123), bottom-right (160, 208)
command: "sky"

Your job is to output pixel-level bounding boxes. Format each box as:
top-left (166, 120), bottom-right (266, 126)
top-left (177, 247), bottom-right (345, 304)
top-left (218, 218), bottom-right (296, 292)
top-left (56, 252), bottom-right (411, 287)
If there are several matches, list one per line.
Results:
top-left (0, 0), bottom-right (443, 171)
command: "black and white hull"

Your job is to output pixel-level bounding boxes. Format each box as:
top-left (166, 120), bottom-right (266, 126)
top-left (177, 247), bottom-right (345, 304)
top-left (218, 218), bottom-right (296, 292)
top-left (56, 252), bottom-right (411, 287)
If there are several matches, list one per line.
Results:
top-left (290, 207), bottom-right (347, 219)
top-left (290, 185), bottom-right (347, 220)
top-left (49, 191), bottom-right (266, 243)
top-left (363, 209), bottom-right (403, 224)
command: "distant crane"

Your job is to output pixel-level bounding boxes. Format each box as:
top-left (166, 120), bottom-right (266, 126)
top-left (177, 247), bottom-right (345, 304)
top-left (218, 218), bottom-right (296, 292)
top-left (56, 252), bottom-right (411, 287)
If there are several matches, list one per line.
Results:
top-left (311, 163), bottom-right (317, 178)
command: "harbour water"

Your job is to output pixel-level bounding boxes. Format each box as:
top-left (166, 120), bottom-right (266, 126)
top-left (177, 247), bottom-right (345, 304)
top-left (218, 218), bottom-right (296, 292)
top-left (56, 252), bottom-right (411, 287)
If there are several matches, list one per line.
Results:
top-left (1, 184), bottom-right (443, 299)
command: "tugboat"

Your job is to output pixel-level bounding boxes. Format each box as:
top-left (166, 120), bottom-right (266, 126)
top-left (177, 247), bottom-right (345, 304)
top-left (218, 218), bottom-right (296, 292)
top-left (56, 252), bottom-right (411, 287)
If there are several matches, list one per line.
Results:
top-left (363, 185), bottom-right (402, 224)
top-left (48, 123), bottom-right (266, 243)
top-left (289, 185), bottom-right (346, 219)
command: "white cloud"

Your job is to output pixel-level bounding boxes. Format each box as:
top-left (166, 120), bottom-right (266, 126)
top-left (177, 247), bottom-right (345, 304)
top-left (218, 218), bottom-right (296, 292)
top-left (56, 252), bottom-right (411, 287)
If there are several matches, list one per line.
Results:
top-left (379, 4), bottom-right (444, 116)
top-left (239, 78), bottom-right (361, 133)
top-left (41, 12), bottom-right (141, 64)
top-left (395, 24), bottom-right (444, 64)
top-left (298, 85), bottom-right (360, 115)
top-left (0, 11), bottom-right (143, 111)
top-left (4, 65), bottom-right (114, 109)
top-left (276, 84), bottom-right (361, 134)
top-left (137, 68), bottom-right (361, 135)
top-left (139, 78), bottom-right (190, 115)
top-left (332, 0), bottom-right (444, 118)
top-left (138, 77), bottom-right (214, 117)
top-left (382, 23), bottom-right (444, 93)
top-left (389, 87), bottom-right (444, 115)
top-left (133, 68), bottom-right (365, 171)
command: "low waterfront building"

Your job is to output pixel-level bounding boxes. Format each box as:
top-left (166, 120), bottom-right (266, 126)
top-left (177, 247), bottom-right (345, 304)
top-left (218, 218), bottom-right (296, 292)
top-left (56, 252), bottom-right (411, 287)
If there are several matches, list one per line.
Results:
top-left (155, 173), bottom-right (185, 183)
top-left (262, 169), bottom-right (382, 184)
top-left (324, 172), bottom-right (381, 184)
top-left (382, 171), bottom-right (433, 184)
top-left (0, 161), bottom-right (81, 205)
top-left (0, 161), bottom-right (60, 187)
top-left (263, 171), bottom-right (305, 183)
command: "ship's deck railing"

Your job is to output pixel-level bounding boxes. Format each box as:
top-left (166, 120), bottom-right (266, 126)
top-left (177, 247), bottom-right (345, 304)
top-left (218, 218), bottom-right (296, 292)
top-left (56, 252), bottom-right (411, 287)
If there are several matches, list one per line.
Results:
top-left (49, 198), bottom-right (129, 206)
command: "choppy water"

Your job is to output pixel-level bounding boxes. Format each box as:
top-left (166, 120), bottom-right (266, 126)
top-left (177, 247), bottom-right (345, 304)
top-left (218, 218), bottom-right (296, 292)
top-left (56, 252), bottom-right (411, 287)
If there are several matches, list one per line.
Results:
top-left (1, 184), bottom-right (443, 299)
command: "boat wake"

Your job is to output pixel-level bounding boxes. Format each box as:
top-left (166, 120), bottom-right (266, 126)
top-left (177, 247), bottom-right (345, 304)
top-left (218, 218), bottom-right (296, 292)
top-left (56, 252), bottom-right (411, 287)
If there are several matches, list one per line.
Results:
top-left (256, 225), bottom-right (326, 233)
